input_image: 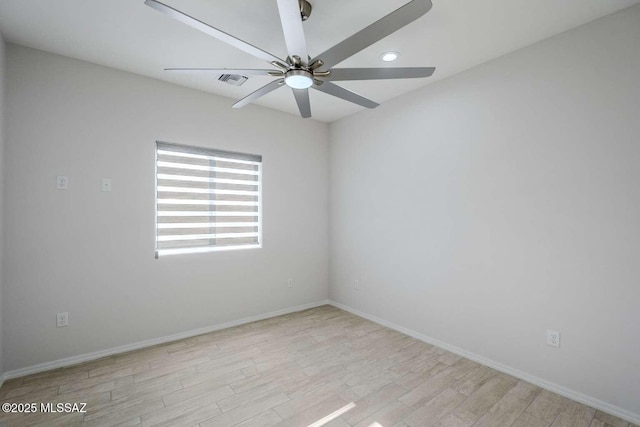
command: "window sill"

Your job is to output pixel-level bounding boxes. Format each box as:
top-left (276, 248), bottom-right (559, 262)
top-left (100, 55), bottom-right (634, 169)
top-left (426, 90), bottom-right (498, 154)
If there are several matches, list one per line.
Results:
top-left (156, 244), bottom-right (261, 258)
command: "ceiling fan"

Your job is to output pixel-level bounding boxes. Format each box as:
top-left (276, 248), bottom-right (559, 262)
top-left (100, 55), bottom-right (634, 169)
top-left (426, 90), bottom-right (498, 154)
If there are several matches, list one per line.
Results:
top-left (145, 0), bottom-right (436, 118)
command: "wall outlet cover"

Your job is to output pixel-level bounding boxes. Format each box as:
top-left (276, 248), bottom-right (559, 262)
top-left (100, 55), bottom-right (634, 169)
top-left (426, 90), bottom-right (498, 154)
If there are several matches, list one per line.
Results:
top-left (547, 329), bottom-right (560, 348)
top-left (56, 176), bottom-right (69, 190)
top-left (56, 312), bottom-right (69, 328)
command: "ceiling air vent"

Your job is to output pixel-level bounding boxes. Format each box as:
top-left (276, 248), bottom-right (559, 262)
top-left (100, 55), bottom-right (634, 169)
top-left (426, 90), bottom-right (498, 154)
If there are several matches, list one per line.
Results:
top-left (218, 74), bottom-right (249, 86)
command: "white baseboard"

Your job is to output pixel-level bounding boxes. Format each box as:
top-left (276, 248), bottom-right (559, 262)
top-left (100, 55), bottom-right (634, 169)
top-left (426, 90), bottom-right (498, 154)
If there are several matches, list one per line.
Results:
top-left (2, 300), bottom-right (330, 382)
top-left (328, 300), bottom-right (640, 426)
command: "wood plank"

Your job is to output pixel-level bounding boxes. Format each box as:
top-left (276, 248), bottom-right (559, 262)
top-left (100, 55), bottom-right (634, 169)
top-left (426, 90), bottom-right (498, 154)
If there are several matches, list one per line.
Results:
top-left (403, 387), bottom-right (467, 426)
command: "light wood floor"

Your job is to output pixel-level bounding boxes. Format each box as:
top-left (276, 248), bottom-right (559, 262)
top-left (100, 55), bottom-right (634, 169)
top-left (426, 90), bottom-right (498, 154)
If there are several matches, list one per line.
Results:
top-left (0, 305), bottom-right (635, 427)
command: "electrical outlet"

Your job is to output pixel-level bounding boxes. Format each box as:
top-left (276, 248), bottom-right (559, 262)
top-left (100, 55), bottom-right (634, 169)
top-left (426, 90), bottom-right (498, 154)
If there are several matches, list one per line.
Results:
top-left (287, 278), bottom-right (293, 288)
top-left (56, 176), bottom-right (69, 190)
top-left (547, 329), bottom-right (560, 348)
top-left (354, 279), bottom-right (360, 291)
top-left (56, 312), bottom-right (69, 328)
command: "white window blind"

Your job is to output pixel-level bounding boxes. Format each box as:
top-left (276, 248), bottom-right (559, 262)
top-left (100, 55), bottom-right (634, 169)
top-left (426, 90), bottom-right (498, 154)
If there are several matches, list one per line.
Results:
top-left (155, 142), bottom-right (262, 256)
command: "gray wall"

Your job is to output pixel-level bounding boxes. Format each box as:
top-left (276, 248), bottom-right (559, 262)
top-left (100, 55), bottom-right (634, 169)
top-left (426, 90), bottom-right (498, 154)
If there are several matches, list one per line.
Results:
top-left (0, 34), bottom-right (5, 378)
top-left (3, 45), bottom-right (330, 371)
top-left (330, 5), bottom-right (640, 418)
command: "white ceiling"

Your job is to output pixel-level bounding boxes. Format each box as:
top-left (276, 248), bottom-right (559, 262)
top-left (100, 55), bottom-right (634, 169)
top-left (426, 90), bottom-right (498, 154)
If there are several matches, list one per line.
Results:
top-left (0, 0), bottom-right (638, 122)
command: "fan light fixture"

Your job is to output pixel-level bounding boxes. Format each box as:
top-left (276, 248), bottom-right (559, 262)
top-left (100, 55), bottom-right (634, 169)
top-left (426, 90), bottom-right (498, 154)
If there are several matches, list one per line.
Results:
top-left (381, 51), bottom-right (400, 62)
top-left (285, 70), bottom-right (314, 89)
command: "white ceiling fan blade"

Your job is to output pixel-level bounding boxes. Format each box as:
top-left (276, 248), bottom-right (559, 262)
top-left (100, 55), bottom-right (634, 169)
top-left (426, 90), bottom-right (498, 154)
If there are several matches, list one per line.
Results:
top-left (327, 67), bottom-right (435, 81)
top-left (233, 79), bottom-right (285, 109)
top-left (165, 68), bottom-right (282, 76)
top-left (311, 0), bottom-right (432, 71)
top-left (292, 89), bottom-right (312, 118)
top-left (145, 0), bottom-right (285, 64)
top-left (312, 82), bottom-right (379, 109)
top-left (277, 0), bottom-right (308, 62)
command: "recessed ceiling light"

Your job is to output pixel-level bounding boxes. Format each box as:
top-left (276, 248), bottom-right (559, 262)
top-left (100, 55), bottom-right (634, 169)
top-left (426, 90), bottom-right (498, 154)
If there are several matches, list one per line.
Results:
top-left (381, 51), bottom-right (400, 62)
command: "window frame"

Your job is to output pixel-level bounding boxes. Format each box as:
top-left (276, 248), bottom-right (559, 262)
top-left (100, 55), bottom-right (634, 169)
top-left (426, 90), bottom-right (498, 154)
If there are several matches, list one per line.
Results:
top-left (154, 141), bottom-right (263, 258)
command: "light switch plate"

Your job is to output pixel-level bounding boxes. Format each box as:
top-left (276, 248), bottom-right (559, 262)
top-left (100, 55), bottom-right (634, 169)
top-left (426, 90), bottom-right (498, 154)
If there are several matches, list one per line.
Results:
top-left (101, 178), bottom-right (112, 192)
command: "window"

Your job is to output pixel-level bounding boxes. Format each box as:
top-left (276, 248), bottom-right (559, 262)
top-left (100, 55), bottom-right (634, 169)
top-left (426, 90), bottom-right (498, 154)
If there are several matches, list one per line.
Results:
top-left (155, 142), bottom-right (262, 256)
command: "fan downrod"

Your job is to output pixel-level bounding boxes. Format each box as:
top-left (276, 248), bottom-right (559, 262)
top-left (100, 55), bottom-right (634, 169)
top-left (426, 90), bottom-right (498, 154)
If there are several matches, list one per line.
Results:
top-left (299, 0), bottom-right (312, 21)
